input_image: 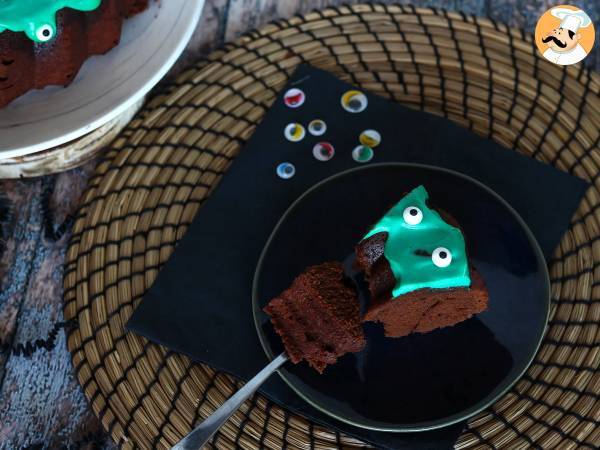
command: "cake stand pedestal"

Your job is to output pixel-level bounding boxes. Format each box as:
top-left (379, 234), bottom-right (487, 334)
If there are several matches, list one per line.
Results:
top-left (0, 99), bottom-right (143, 179)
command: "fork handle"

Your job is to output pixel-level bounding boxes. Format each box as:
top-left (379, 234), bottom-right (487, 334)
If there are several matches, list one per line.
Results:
top-left (172, 353), bottom-right (288, 450)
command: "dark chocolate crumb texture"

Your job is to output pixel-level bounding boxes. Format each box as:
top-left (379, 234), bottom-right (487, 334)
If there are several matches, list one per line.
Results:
top-left (263, 262), bottom-right (366, 373)
top-left (356, 185), bottom-right (488, 337)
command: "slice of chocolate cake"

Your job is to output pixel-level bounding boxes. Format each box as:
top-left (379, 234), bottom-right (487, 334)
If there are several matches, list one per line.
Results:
top-left (356, 185), bottom-right (488, 338)
top-left (263, 262), bottom-right (366, 373)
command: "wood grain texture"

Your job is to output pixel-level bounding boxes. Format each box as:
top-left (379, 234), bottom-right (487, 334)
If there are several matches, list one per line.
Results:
top-left (0, 1), bottom-right (598, 448)
top-left (0, 163), bottom-right (116, 450)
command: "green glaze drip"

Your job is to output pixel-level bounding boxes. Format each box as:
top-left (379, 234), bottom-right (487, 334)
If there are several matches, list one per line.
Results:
top-left (0, 0), bottom-right (101, 42)
top-left (364, 185), bottom-right (471, 297)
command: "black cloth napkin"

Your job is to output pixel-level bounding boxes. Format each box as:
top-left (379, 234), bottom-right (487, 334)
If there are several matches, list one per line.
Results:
top-left (126, 65), bottom-right (588, 449)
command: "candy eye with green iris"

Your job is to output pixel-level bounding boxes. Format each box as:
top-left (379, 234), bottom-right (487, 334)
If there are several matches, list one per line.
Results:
top-left (432, 247), bottom-right (452, 267)
top-left (352, 145), bottom-right (373, 163)
top-left (402, 206), bottom-right (423, 225)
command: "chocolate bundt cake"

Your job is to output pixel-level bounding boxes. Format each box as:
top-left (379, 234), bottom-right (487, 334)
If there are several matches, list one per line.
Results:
top-left (0, 0), bottom-right (148, 108)
top-left (355, 185), bottom-right (489, 337)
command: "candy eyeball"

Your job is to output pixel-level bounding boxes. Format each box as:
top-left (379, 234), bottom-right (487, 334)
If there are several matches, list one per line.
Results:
top-left (432, 247), bottom-right (452, 267)
top-left (351, 145), bottom-right (373, 163)
top-left (312, 142), bottom-right (335, 161)
top-left (283, 88), bottom-right (305, 108)
top-left (308, 119), bottom-right (327, 136)
top-left (359, 129), bottom-right (381, 147)
top-left (276, 162), bottom-right (296, 179)
top-left (341, 90), bottom-right (368, 113)
top-left (36, 24), bottom-right (54, 42)
top-left (284, 123), bottom-right (305, 142)
top-left (403, 206), bottom-right (423, 225)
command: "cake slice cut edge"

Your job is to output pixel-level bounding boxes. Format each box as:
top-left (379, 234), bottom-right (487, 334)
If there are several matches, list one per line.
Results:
top-left (263, 261), bottom-right (366, 373)
top-left (362, 267), bottom-right (488, 338)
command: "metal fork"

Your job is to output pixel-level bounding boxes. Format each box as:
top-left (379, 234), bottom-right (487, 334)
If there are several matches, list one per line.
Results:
top-left (172, 353), bottom-right (288, 450)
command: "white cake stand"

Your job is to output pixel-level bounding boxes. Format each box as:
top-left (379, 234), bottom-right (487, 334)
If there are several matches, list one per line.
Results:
top-left (0, 0), bottom-right (204, 177)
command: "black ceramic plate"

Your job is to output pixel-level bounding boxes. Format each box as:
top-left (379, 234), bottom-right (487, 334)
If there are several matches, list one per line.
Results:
top-left (252, 163), bottom-right (549, 432)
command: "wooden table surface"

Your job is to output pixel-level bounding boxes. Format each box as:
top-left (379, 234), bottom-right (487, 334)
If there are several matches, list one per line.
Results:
top-left (0, 1), bottom-right (598, 449)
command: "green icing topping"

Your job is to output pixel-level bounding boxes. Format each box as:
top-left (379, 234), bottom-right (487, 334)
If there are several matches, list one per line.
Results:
top-left (0, 0), bottom-right (101, 42)
top-left (364, 185), bottom-right (471, 297)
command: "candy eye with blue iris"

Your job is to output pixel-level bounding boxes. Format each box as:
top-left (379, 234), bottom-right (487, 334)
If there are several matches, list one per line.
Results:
top-left (432, 247), bottom-right (452, 267)
top-left (341, 90), bottom-right (368, 113)
top-left (402, 206), bottom-right (423, 225)
top-left (312, 142), bottom-right (335, 161)
top-left (276, 162), bottom-right (296, 179)
top-left (284, 123), bottom-right (305, 142)
top-left (308, 119), bottom-right (327, 136)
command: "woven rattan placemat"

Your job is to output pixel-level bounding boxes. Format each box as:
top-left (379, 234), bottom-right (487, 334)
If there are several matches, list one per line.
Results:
top-left (63, 4), bottom-right (600, 449)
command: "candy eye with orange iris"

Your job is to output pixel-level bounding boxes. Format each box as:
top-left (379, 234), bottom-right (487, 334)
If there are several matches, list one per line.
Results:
top-left (284, 123), bottom-right (305, 142)
top-left (359, 129), bottom-right (381, 147)
top-left (283, 88), bottom-right (305, 108)
top-left (312, 142), bottom-right (335, 161)
top-left (341, 90), bottom-right (368, 113)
